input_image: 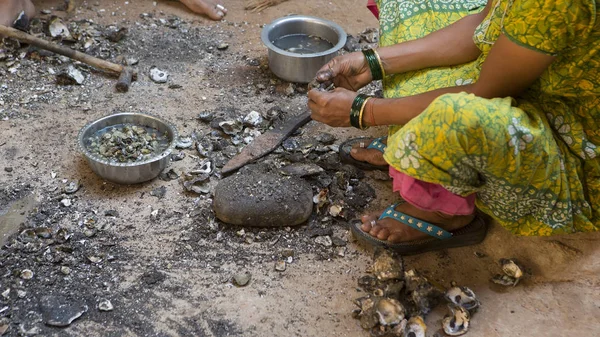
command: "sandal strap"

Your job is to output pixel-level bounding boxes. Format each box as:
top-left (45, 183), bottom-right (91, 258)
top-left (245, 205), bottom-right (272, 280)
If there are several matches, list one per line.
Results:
top-left (378, 204), bottom-right (453, 240)
top-left (366, 137), bottom-right (387, 152)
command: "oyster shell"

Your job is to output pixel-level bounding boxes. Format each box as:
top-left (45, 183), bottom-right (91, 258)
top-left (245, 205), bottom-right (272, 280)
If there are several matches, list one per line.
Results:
top-left (405, 269), bottom-right (443, 316)
top-left (183, 173), bottom-right (210, 194)
top-left (404, 316), bottom-right (426, 337)
top-left (370, 249), bottom-right (403, 281)
top-left (196, 138), bottom-right (214, 157)
top-left (219, 120), bottom-right (243, 135)
top-left (442, 305), bottom-right (470, 336)
top-left (150, 67), bottom-right (168, 83)
top-left (500, 258), bottom-right (524, 279)
top-left (445, 286), bottom-right (480, 311)
top-left (375, 298), bottom-right (405, 326)
top-left (176, 137), bottom-right (193, 149)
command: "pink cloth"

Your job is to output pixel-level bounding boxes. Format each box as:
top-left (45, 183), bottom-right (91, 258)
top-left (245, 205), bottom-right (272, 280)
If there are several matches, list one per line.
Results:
top-left (389, 167), bottom-right (476, 216)
top-left (367, 0), bottom-right (379, 19)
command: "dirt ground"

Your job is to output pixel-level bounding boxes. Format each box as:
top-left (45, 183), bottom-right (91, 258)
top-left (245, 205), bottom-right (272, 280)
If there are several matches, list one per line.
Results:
top-left (1, 1), bottom-right (599, 336)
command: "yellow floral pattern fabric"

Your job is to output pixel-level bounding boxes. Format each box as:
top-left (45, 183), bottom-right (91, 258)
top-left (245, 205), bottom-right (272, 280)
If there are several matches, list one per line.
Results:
top-left (380, 0), bottom-right (600, 235)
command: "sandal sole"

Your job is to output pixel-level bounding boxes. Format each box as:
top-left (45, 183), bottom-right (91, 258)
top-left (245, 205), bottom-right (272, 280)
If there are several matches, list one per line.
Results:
top-left (339, 137), bottom-right (388, 171)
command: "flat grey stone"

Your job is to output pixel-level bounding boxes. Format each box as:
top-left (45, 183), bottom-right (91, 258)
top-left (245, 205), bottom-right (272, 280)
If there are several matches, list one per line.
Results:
top-left (40, 296), bottom-right (88, 327)
top-left (213, 172), bottom-right (312, 227)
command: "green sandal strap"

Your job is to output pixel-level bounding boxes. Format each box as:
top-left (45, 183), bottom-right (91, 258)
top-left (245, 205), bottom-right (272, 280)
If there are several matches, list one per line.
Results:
top-left (366, 137), bottom-right (387, 152)
top-left (378, 204), bottom-right (453, 240)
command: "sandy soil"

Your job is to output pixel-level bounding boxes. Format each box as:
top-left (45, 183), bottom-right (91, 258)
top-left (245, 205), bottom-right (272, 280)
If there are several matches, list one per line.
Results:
top-left (1, 1), bottom-right (599, 337)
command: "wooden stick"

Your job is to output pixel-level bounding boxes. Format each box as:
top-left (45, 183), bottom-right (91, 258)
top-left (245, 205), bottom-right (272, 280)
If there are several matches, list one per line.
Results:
top-left (0, 24), bottom-right (123, 74)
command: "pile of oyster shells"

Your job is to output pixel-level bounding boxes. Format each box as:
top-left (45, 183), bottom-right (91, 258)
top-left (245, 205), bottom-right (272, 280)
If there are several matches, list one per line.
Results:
top-left (353, 249), bottom-right (479, 337)
top-left (353, 250), bottom-right (527, 336)
top-left (86, 124), bottom-right (169, 163)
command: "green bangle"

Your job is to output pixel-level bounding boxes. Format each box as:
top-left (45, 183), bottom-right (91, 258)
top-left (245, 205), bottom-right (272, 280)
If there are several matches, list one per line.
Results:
top-left (362, 48), bottom-right (384, 81)
top-left (350, 94), bottom-right (369, 129)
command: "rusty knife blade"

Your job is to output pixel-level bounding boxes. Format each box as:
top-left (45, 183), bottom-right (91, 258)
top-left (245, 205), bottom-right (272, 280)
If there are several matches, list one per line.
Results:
top-left (221, 111), bottom-right (312, 175)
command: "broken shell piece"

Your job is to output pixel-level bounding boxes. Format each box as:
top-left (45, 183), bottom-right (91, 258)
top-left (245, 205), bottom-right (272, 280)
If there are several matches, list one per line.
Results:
top-left (56, 65), bottom-right (85, 85)
top-left (64, 180), bottom-right (80, 194)
top-left (491, 274), bottom-right (518, 287)
top-left (170, 151), bottom-right (186, 161)
top-left (34, 227), bottom-right (52, 239)
top-left (149, 66), bottom-right (168, 83)
top-left (445, 286), bottom-right (480, 311)
top-left (328, 204), bottom-right (343, 217)
top-left (233, 272), bottom-right (251, 287)
top-left (196, 138), bottom-right (213, 157)
top-left (442, 305), bottom-right (470, 336)
top-left (189, 159), bottom-right (213, 175)
top-left (20, 269), bottom-right (33, 280)
top-left (375, 298), bottom-right (405, 326)
top-left (175, 137), bottom-right (193, 149)
top-left (404, 316), bottom-right (427, 337)
top-left (183, 173), bottom-right (210, 194)
top-left (97, 299), bottom-right (113, 312)
top-left (313, 188), bottom-right (329, 209)
top-left (219, 120), bottom-right (243, 135)
top-left (243, 110), bottom-right (263, 127)
top-left (274, 260), bottom-right (286, 272)
top-left (500, 258), bottom-right (524, 279)
top-left (49, 16), bottom-right (72, 40)
top-left (105, 27), bottom-right (127, 42)
top-left (370, 249), bottom-right (403, 281)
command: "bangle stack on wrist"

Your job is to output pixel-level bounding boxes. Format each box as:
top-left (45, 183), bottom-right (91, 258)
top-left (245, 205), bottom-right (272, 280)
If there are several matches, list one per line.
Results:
top-left (350, 94), bottom-right (372, 130)
top-left (362, 48), bottom-right (385, 81)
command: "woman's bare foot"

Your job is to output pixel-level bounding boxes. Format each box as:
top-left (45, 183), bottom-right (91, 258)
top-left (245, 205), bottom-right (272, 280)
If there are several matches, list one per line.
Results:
top-left (360, 203), bottom-right (474, 243)
top-left (0, 0), bottom-right (35, 27)
top-left (179, 0), bottom-right (227, 20)
top-left (350, 137), bottom-right (388, 167)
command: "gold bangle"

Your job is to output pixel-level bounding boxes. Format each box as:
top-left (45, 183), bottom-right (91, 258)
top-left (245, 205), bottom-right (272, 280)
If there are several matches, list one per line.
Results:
top-left (358, 97), bottom-right (372, 130)
top-left (372, 49), bottom-right (385, 78)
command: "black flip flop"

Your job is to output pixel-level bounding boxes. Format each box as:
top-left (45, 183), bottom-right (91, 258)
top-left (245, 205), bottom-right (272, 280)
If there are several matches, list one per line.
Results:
top-left (349, 204), bottom-right (488, 256)
top-left (339, 137), bottom-right (388, 171)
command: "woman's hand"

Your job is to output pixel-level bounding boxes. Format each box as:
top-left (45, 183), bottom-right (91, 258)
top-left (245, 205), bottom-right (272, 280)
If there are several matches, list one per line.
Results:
top-left (308, 87), bottom-right (357, 127)
top-left (314, 52), bottom-right (372, 91)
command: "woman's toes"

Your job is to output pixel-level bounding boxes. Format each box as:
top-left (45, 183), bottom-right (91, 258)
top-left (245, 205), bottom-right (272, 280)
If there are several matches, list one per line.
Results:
top-left (369, 225), bottom-right (383, 237)
top-left (387, 232), bottom-right (404, 243)
top-left (376, 228), bottom-right (390, 240)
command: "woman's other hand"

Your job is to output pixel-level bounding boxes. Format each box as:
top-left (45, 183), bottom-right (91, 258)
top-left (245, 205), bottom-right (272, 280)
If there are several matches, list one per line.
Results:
top-left (308, 87), bottom-right (357, 127)
top-left (314, 52), bottom-right (372, 91)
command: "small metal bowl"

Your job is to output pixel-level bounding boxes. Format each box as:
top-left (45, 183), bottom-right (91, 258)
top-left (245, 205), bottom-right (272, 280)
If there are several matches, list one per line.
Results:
top-left (262, 15), bottom-right (347, 83)
top-left (77, 112), bottom-right (178, 185)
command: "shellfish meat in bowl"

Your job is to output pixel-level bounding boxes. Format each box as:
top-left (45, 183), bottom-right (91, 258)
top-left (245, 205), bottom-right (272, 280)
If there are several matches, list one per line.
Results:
top-left (78, 112), bottom-right (178, 184)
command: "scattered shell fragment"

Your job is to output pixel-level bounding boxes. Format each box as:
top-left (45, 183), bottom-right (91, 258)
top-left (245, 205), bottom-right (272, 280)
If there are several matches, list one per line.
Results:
top-left (106, 27), bottom-right (127, 42)
top-left (60, 198), bottom-right (72, 207)
top-left (20, 269), bottom-right (33, 280)
top-left (219, 120), bottom-right (243, 135)
top-left (274, 260), bottom-right (286, 272)
top-left (442, 305), bottom-right (470, 336)
top-left (404, 316), bottom-right (427, 337)
top-left (159, 168), bottom-right (179, 181)
top-left (176, 137), bottom-right (193, 149)
top-left (170, 151), bottom-right (186, 161)
top-left (34, 227), bottom-right (52, 239)
top-left (98, 299), bottom-right (114, 312)
top-left (196, 138), bottom-right (213, 157)
top-left (189, 159), bottom-right (213, 175)
top-left (60, 266), bottom-right (71, 275)
top-left (217, 43), bottom-right (229, 50)
top-left (233, 272), bottom-right (252, 287)
top-left (183, 173), bottom-right (210, 194)
top-left (49, 16), bottom-right (72, 40)
top-left (56, 65), bottom-right (85, 85)
top-left (243, 110), bottom-right (263, 127)
top-left (328, 204), bottom-right (343, 217)
top-left (375, 298), bottom-right (405, 326)
top-left (315, 235), bottom-right (332, 247)
top-left (64, 180), bottom-right (80, 194)
top-left (445, 286), bottom-right (480, 311)
top-left (150, 67), bottom-right (168, 83)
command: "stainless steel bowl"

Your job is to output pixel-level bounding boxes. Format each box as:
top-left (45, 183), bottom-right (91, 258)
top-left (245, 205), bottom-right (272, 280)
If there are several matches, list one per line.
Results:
top-left (261, 15), bottom-right (347, 83)
top-left (77, 112), bottom-right (178, 185)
